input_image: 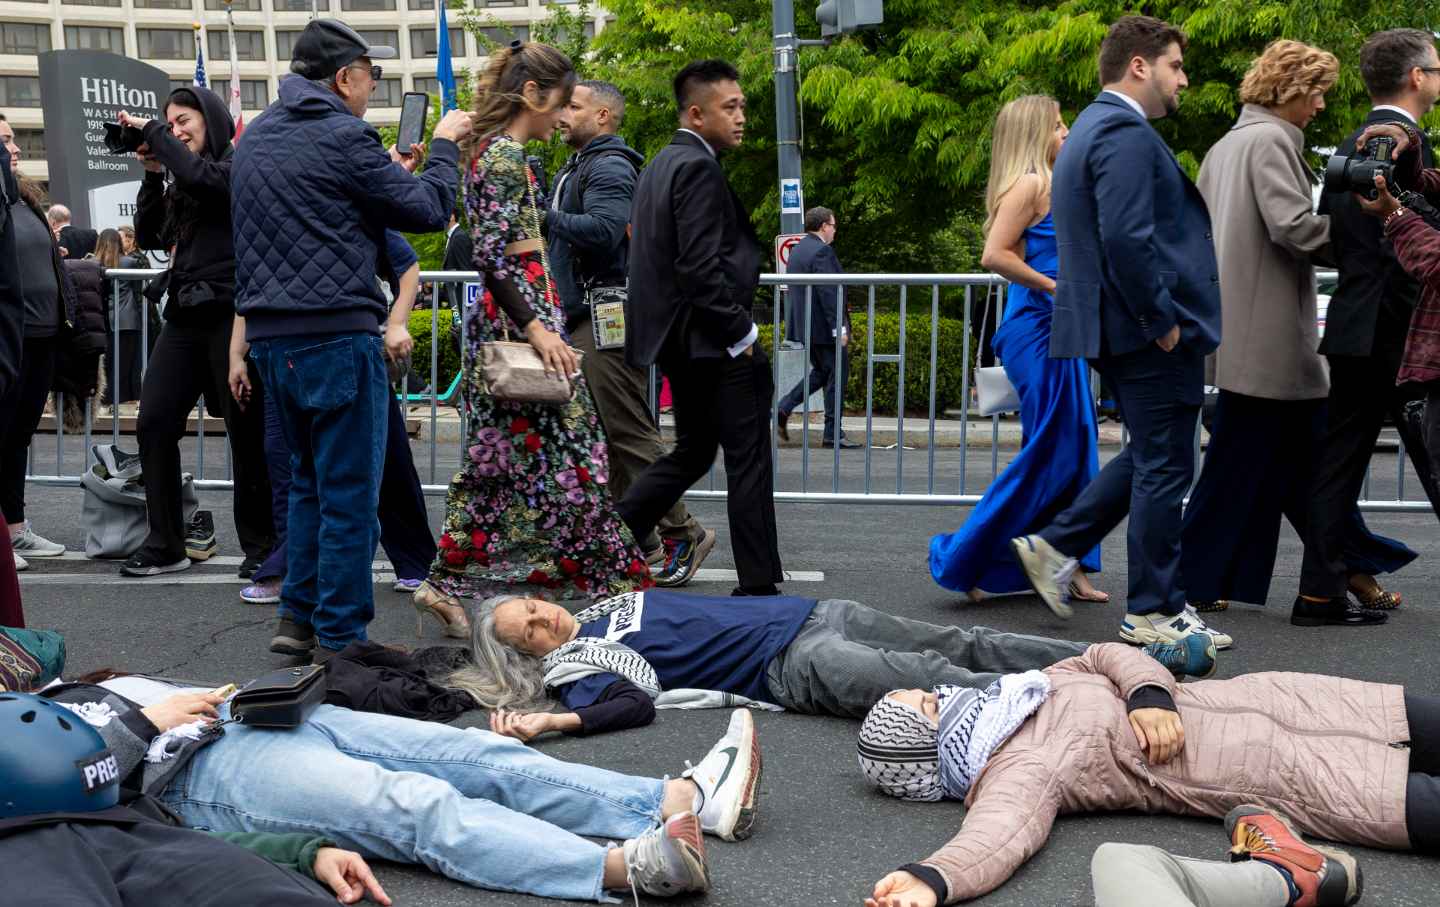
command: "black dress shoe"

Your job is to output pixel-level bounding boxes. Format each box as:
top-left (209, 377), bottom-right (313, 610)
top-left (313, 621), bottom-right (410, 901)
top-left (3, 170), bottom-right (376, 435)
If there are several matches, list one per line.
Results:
top-left (731, 585), bottom-right (781, 597)
top-left (1290, 596), bottom-right (1388, 627)
top-left (776, 411), bottom-right (790, 442)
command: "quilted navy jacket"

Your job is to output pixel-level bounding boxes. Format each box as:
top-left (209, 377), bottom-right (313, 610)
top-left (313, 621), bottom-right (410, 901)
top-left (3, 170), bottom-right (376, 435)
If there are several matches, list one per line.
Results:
top-left (231, 75), bottom-right (459, 341)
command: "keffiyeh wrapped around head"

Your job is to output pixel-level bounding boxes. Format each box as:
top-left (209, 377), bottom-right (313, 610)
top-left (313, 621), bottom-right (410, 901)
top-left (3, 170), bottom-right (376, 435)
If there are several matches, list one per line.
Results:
top-left (856, 693), bottom-right (943, 801)
top-left (858, 671), bottom-right (1052, 802)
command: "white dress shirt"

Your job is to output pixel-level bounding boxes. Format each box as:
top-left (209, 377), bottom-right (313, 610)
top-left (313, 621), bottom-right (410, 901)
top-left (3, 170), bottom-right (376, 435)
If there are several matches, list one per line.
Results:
top-left (1103, 89), bottom-right (1147, 119)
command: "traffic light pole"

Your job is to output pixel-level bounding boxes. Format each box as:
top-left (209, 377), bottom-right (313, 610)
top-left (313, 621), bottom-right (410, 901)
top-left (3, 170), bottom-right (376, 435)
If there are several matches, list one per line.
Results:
top-left (771, 0), bottom-right (804, 236)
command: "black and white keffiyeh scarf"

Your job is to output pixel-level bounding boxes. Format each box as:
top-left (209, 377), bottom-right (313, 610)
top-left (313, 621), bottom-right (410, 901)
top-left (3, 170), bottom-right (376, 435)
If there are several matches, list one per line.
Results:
top-left (856, 694), bottom-right (944, 801)
top-left (936, 671), bottom-right (1051, 800)
top-left (540, 593), bottom-right (782, 712)
top-left (857, 671), bottom-right (1051, 802)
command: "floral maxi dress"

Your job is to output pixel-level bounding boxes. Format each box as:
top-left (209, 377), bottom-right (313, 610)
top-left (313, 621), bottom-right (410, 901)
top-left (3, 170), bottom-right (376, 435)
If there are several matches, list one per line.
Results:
top-left (425, 135), bottom-right (650, 602)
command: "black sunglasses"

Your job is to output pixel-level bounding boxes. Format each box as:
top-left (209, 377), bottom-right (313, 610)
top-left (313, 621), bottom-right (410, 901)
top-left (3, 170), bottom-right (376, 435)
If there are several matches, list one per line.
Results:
top-left (347, 63), bottom-right (383, 82)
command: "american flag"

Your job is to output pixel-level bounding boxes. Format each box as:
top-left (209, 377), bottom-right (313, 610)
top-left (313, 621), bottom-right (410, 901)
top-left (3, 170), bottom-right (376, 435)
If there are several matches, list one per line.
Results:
top-left (224, 3), bottom-right (244, 138)
top-left (192, 25), bottom-right (207, 88)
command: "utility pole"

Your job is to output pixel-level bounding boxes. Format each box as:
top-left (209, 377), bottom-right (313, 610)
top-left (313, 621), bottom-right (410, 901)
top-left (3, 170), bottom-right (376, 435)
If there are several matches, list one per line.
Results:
top-left (771, 0), bottom-right (804, 237)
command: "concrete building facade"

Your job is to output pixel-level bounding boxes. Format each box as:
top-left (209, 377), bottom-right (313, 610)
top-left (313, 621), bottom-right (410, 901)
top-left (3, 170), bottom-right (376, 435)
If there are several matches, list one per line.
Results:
top-left (0, 0), bottom-right (601, 184)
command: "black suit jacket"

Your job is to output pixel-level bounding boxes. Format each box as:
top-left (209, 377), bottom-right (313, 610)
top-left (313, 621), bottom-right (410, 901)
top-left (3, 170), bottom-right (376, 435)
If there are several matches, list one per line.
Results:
top-left (1318, 108), bottom-right (1435, 362)
top-left (440, 224), bottom-right (474, 308)
top-left (57, 224), bottom-right (98, 260)
top-left (784, 233), bottom-right (846, 347)
top-left (625, 131), bottom-right (762, 366)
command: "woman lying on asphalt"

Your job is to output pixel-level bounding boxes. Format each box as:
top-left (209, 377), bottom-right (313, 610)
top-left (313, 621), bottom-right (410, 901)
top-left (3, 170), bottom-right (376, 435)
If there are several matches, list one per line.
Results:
top-left (37, 671), bottom-right (763, 902)
top-left (856, 643), bottom-right (1440, 906)
top-left (450, 590), bottom-right (1217, 739)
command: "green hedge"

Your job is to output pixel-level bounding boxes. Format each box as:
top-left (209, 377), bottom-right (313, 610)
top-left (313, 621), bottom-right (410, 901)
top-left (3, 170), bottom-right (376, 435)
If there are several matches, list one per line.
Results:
top-left (408, 308), bottom-right (973, 414)
top-left (758, 312), bottom-right (973, 415)
top-left (407, 309), bottom-right (463, 394)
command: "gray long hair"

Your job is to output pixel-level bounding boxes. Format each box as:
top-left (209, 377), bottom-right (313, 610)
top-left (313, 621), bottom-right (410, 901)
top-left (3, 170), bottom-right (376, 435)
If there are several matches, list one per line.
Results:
top-left (444, 594), bottom-right (554, 711)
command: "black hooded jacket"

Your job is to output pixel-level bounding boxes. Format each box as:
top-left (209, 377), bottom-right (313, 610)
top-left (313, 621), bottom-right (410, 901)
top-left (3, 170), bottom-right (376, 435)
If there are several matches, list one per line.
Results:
top-left (0, 141), bottom-right (21, 398)
top-left (134, 86), bottom-right (236, 324)
top-left (543, 134), bottom-right (645, 328)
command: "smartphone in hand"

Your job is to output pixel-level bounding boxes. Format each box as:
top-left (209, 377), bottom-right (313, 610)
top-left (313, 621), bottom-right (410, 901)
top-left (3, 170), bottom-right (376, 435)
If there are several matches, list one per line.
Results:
top-left (397, 92), bottom-right (430, 157)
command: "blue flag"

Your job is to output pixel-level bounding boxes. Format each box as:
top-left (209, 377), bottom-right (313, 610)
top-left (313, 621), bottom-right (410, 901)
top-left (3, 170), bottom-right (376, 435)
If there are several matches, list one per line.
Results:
top-left (436, 1), bottom-right (457, 113)
top-left (192, 29), bottom-right (207, 88)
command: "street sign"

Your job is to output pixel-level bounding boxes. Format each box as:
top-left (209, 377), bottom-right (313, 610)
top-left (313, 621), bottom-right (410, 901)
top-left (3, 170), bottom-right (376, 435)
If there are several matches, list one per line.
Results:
top-left (464, 281), bottom-right (483, 308)
top-left (775, 233), bottom-right (806, 275)
top-left (38, 51), bottom-right (169, 231)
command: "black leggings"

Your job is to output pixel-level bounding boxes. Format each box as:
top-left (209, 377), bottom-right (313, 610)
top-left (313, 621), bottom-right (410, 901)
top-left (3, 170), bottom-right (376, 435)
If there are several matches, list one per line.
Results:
top-left (135, 316), bottom-right (272, 560)
top-left (1405, 692), bottom-right (1440, 854)
top-left (0, 335), bottom-right (58, 524)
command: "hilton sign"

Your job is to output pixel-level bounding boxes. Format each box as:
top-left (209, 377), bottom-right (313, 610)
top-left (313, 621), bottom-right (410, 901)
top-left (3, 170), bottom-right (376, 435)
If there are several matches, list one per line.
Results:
top-left (37, 51), bottom-right (170, 231)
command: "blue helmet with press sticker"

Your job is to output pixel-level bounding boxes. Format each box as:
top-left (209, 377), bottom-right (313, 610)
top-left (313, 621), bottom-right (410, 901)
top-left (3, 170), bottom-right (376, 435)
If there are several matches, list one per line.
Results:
top-left (0, 692), bottom-right (121, 819)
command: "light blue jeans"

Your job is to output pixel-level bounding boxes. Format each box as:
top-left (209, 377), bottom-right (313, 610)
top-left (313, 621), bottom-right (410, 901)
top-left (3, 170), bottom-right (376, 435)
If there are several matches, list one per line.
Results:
top-left (159, 705), bottom-right (664, 901)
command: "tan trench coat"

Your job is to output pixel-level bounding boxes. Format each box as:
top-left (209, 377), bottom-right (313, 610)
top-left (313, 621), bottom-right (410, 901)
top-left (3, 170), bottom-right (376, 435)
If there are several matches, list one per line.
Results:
top-left (1197, 105), bottom-right (1331, 400)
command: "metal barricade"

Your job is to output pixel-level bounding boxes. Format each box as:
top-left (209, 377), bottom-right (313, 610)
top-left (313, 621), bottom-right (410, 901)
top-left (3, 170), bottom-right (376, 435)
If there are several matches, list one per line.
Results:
top-left (22, 267), bottom-right (1433, 514)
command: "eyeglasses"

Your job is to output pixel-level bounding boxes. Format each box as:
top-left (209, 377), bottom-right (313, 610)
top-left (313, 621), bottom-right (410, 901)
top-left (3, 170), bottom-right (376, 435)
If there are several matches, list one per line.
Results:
top-left (347, 63), bottom-right (383, 82)
top-left (1420, 67), bottom-right (1440, 75)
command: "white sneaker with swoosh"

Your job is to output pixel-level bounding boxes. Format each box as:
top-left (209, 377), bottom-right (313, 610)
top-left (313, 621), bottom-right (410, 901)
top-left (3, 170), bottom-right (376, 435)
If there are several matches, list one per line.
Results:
top-left (682, 708), bottom-right (761, 841)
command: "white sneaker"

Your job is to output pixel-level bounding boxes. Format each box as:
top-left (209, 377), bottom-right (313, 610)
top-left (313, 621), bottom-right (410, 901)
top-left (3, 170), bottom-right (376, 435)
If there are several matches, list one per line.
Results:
top-left (683, 708), bottom-right (761, 841)
top-left (11, 525), bottom-right (64, 557)
top-left (1009, 534), bottom-right (1076, 618)
top-left (13, 551), bottom-right (27, 572)
top-left (622, 811), bottom-right (709, 897)
top-left (1183, 606), bottom-right (1234, 650)
top-left (1121, 609), bottom-right (1233, 649)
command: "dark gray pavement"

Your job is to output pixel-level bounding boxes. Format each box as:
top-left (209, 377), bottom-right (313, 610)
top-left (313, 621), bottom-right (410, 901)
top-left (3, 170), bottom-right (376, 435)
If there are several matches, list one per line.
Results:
top-left (14, 447), bottom-right (1440, 906)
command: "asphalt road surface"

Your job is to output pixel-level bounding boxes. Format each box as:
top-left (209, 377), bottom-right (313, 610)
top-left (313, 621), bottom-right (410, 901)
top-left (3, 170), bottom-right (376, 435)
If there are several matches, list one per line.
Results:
top-left (16, 449), bottom-right (1440, 906)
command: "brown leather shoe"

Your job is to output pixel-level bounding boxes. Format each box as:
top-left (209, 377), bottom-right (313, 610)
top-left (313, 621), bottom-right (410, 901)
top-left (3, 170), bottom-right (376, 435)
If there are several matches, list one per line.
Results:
top-left (776, 410), bottom-right (790, 442)
top-left (1225, 804), bottom-right (1362, 907)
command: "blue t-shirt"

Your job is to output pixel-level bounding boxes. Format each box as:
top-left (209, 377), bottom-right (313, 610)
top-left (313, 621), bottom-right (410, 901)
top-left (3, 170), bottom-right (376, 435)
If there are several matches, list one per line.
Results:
top-left (381, 230), bottom-right (418, 297)
top-left (554, 590), bottom-right (817, 709)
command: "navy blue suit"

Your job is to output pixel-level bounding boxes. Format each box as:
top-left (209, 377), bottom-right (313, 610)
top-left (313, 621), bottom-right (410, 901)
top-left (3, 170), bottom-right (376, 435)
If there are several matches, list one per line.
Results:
top-left (784, 234), bottom-right (846, 346)
top-left (780, 234), bottom-right (849, 440)
top-left (1040, 93), bottom-right (1221, 617)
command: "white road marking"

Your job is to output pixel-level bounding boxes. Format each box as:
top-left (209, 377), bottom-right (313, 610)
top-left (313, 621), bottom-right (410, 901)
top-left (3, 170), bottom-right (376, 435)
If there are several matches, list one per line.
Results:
top-left (22, 567), bottom-right (825, 586)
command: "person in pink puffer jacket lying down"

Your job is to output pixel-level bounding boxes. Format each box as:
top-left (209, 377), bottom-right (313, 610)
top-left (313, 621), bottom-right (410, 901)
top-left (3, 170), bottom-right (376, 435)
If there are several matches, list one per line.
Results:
top-left (855, 643), bottom-right (1440, 907)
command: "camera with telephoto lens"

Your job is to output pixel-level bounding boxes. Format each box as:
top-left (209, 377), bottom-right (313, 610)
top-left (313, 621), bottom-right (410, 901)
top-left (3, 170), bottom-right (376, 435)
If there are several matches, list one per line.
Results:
top-left (1323, 135), bottom-right (1398, 201)
top-left (102, 122), bottom-right (146, 155)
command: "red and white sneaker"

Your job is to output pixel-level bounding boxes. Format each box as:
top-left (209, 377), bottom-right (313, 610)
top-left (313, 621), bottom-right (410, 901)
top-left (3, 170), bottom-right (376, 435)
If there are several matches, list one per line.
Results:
top-left (622, 811), bottom-right (710, 897)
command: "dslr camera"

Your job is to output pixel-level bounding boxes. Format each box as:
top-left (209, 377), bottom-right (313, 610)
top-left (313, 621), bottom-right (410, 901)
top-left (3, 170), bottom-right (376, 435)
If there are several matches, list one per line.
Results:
top-left (1323, 135), bottom-right (1397, 201)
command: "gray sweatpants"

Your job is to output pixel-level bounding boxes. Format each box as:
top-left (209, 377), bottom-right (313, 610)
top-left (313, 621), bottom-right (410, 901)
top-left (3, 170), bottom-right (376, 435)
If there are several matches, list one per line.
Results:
top-left (762, 599), bottom-right (1086, 717)
top-left (1091, 843), bottom-right (1290, 907)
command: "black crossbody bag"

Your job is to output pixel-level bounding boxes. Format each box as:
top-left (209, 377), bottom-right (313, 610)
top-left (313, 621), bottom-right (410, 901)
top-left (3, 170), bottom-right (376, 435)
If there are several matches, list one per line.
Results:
top-left (230, 664), bottom-right (328, 728)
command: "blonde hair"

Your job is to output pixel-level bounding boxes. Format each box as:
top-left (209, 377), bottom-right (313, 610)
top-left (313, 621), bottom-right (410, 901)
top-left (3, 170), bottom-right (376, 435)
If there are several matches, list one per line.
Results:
top-left (984, 95), bottom-right (1060, 234)
top-left (471, 41), bottom-right (577, 148)
top-left (1239, 40), bottom-right (1339, 107)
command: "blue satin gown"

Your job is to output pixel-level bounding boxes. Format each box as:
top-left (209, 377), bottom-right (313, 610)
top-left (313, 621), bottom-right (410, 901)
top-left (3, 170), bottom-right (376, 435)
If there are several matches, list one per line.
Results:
top-left (929, 213), bottom-right (1102, 593)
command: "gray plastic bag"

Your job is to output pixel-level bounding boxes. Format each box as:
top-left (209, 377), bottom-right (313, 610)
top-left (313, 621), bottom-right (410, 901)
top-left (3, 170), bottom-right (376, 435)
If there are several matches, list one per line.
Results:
top-left (81, 458), bottom-right (198, 559)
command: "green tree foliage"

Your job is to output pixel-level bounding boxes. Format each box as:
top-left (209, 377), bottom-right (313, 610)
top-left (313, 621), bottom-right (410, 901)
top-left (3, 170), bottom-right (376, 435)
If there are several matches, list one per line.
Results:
top-left (400, 0), bottom-right (1438, 288)
top-left (800, 0), bottom-right (1436, 188)
top-left (582, 0), bottom-right (1437, 286)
